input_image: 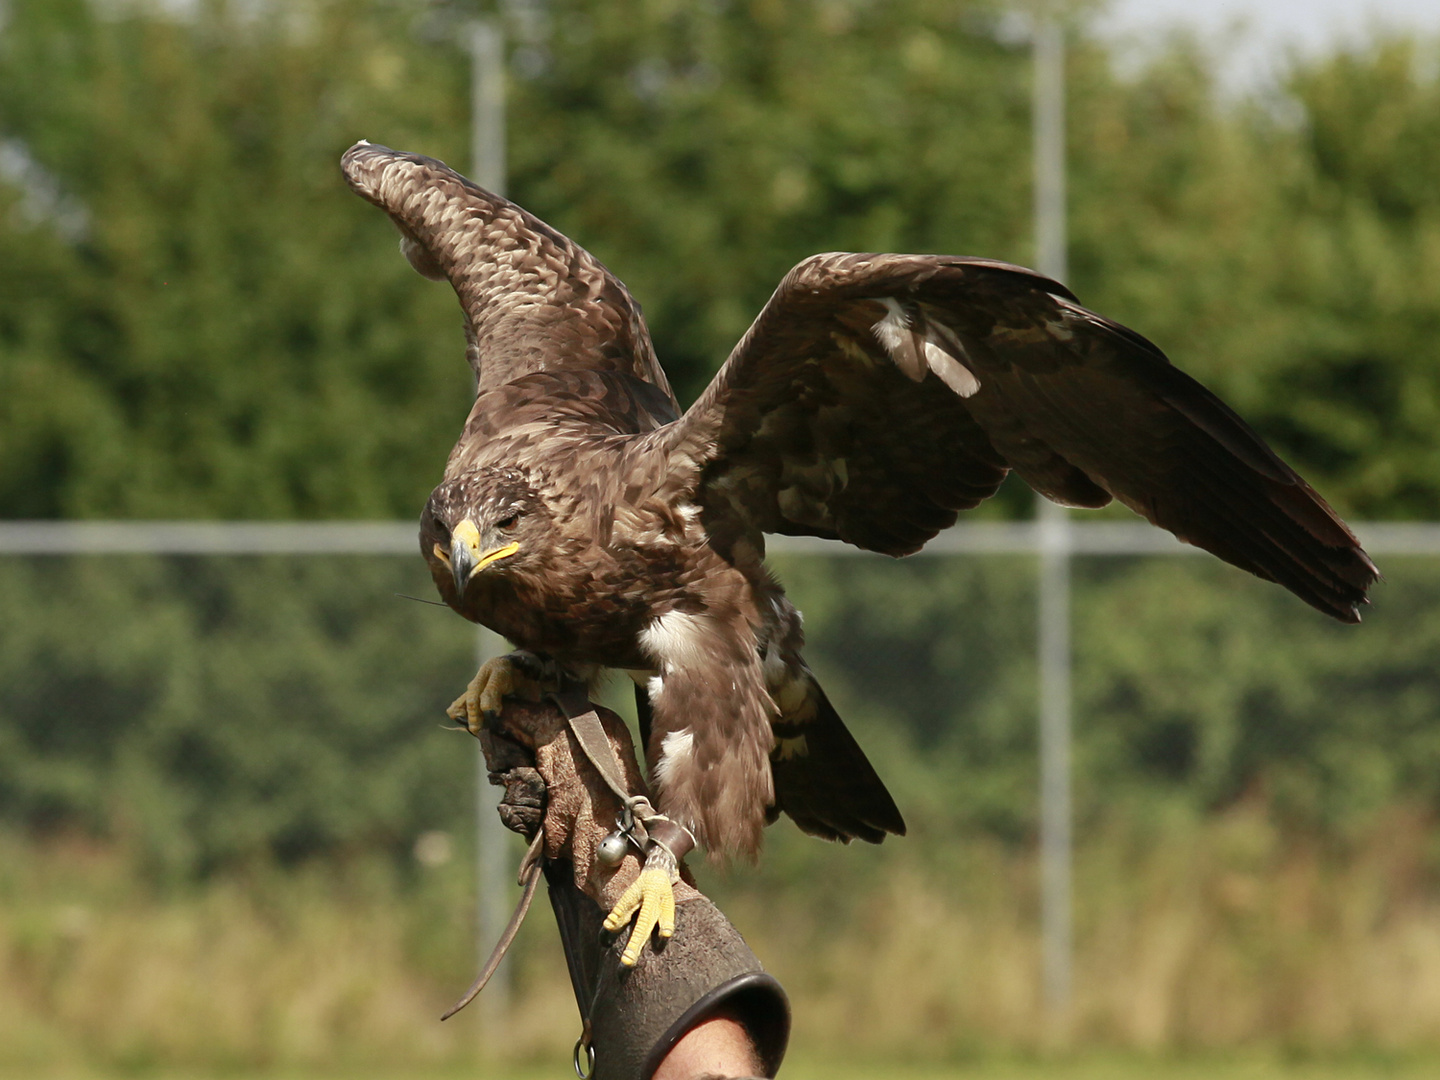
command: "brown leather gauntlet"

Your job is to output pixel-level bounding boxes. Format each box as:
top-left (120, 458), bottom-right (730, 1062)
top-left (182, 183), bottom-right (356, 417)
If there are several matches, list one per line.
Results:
top-left (476, 696), bottom-right (789, 1080)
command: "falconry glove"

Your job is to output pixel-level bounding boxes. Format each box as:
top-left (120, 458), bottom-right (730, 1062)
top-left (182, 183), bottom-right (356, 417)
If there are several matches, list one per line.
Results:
top-left (462, 694), bottom-right (789, 1080)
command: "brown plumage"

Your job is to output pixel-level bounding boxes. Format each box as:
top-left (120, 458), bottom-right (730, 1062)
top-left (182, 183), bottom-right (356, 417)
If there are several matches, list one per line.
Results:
top-left (342, 142), bottom-right (1378, 860)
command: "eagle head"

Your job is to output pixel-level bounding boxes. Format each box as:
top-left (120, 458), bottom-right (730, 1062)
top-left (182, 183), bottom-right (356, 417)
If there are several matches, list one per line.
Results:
top-left (421, 467), bottom-right (548, 603)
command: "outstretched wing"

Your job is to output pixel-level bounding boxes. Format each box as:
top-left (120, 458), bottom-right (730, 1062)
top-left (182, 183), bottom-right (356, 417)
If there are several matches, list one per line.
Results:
top-left (662, 252), bottom-right (1378, 622)
top-left (341, 141), bottom-right (675, 401)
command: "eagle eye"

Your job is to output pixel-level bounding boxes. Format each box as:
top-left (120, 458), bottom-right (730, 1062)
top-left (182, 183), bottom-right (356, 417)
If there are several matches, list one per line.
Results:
top-left (496, 512), bottom-right (520, 531)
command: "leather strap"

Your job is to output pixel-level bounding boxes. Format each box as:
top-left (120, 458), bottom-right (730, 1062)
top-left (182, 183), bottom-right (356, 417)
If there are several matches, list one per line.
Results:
top-left (552, 687), bottom-right (642, 811)
top-left (548, 686), bottom-right (697, 865)
top-left (448, 684), bottom-right (666, 1021)
top-left (446, 687), bottom-right (696, 1023)
top-left (442, 829), bottom-right (545, 1020)
top-left (645, 817), bottom-right (696, 864)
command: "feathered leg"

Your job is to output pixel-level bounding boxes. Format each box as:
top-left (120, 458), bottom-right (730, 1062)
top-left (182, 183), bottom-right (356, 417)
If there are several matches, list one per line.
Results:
top-left (604, 598), bottom-right (775, 962)
top-left (642, 619), bottom-right (776, 859)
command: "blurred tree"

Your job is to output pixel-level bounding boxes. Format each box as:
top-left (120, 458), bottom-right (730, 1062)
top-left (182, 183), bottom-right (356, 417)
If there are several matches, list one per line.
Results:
top-left (2, 2), bottom-right (1433, 521)
top-left (1071, 554), bottom-right (1440, 829)
top-left (0, 554), bottom-right (480, 876)
top-left (502, 0), bottom-right (1034, 402)
top-left (1067, 34), bottom-right (1440, 519)
top-left (0, 0), bottom-right (476, 519)
top-left (2, 0), bottom-right (1439, 870)
top-left (0, 0), bottom-right (1042, 519)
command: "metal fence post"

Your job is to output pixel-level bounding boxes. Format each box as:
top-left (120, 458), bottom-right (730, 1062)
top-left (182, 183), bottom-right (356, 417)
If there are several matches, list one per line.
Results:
top-left (1033, 16), bottom-right (1074, 1022)
top-left (1036, 500), bottom-right (1073, 1018)
top-left (469, 20), bottom-right (506, 196)
top-left (467, 17), bottom-right (511, 1032)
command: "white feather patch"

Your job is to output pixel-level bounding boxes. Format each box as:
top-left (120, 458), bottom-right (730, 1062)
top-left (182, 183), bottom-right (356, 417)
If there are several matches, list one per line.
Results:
top-left (1044, 294), bottom-right (1078, 340)
top-left (654, 728), bottom-right (695, 788)
top-left (761, 643), bottom-right (786, 689)
top-left (399, 235), bottom-right (447, 282)
top-left (871, 297), bottom-right (909, 353)
top-left (872, 298), bottom-right (982, 396)
top-left (924, 341), bottom-right (981, 397)
top-left (640, 610), bottom-right (712, 673)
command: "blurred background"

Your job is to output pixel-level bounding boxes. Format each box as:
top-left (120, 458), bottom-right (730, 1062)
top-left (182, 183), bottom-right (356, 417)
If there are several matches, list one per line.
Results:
top-left (3, 1), bottom-right (1440, 1077)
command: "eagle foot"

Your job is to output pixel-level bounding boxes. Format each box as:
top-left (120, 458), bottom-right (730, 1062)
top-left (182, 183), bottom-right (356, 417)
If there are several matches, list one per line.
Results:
top-left (447, 651), bottom-right (555, 736)
top-left (603, 846), bottom-right (679, 967)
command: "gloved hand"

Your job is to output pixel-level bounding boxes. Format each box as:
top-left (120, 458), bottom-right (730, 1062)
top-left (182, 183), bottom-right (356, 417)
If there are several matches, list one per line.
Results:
top-left (469, 692), bottom-right (789, 1080)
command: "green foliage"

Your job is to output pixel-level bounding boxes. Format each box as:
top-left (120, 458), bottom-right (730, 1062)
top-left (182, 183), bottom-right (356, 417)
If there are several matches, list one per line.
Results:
top-left (1072, 556), bottom-right (1440, 827)
top-left (771, 553), bottom-right (1042, 841)
top-left (0, 0), bottom-right (476, 517)
top-left (1, 1), bottom-right (1439, 871)
top-left (1, 2), bottom-right (1436, 517)
top-left (1066, 35), bottom-right (1440, 517)
top-left (0, 556), bottom-right (480, 875)
top-left (8, 548), bottom-right (1439, 878)
top-left (12, 820), bottom-right (1440, 1064)
top-left (505, 0), bottom-right (1033, 402)
top-left (774, 553), bottom-right (1440, 845)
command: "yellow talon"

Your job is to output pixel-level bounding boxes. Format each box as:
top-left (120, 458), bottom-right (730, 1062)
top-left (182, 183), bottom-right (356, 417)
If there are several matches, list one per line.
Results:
top-left (446, 654), bottom-right (544, 735)
top-left (603, 866), bottom-right (676, 966)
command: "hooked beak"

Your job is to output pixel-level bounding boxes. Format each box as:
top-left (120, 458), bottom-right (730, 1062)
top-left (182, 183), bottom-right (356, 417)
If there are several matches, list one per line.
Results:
top-left (447, 518), bottom-right (520, 595)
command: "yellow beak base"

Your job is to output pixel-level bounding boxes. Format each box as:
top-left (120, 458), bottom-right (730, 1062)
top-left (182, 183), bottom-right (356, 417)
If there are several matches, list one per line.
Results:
top-left (449, 519), bottom-right (520, 593)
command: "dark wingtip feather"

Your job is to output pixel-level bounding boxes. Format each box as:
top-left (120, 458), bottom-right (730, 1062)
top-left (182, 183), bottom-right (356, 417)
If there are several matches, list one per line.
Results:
top-left (1170, 464), bottom-right (1378, 624)
top-left (770, 681), bottom-right (906, 844)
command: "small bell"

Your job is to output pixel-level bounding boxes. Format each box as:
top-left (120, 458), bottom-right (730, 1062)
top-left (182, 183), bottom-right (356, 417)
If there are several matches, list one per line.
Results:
top-left (596, 831), bottom-right (629, 868)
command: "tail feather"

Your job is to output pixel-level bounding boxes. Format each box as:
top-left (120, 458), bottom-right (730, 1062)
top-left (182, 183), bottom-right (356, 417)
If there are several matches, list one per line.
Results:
top-left (769, 678), bottom-right (906, 844)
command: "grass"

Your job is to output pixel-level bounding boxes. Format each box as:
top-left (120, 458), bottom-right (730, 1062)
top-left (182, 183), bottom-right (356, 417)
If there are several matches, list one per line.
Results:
top-left (704, 801), bottom-right (1440, 1055)
top-left (8, 1054), bottom-right (1440, 1080)
top-left (3, 804), bottom-right (1440, 1075)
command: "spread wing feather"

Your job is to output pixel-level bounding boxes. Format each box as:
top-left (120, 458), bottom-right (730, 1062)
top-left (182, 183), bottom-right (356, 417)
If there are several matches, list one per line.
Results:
top-left (341, 142), bottom-right (675, 401)
top-left (768, 681), bottom-right (906, 844)
top-left (666, 253), bottom-right (1378, 622)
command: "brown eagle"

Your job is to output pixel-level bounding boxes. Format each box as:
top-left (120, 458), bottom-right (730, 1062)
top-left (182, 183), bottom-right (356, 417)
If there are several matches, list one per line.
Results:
top-left (343, 141), bottom-right (1376, 865)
